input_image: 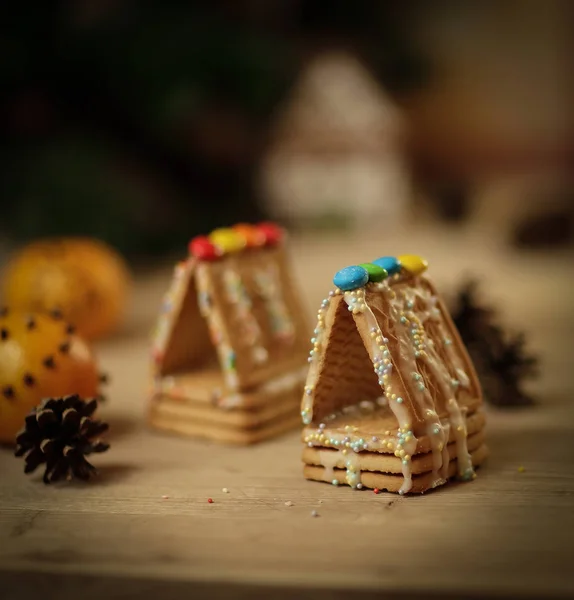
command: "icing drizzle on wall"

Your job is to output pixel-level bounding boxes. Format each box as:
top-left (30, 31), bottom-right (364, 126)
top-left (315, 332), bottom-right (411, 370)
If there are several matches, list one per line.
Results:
top-left (301, 292), bottom-right (335, 425)
top-left (196, 263), bottom-right (239, 390)
top-left (151, 261), bottom-right (189, 365)
top-left (222, 268), bottom-right (268, 364)
top-left (345, 288), bottom-right (422, 493)
top-left (396, 283), bottom-right (474, 480)
top-left (255, 264), bottom-right (295, 344)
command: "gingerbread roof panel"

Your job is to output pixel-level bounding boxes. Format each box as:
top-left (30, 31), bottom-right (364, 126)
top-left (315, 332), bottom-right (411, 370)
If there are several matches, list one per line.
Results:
top-left (196, 244), bottom-right (309, 391)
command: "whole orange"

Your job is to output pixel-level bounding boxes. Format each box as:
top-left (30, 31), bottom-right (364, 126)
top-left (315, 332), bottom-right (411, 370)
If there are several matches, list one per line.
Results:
top-left (0, 310), bottom-right (101, 444)
top-left (2, 238), bottom-right (131, 340)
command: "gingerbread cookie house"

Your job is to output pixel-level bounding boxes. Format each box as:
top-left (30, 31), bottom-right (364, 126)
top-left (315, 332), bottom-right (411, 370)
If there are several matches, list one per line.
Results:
top-left (149, 223), bottom-right (310, 444)
top-left (301, 255), bottom-right (487, 493)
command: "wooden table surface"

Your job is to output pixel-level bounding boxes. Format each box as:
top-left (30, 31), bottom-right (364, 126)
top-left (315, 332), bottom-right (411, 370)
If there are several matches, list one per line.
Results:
top-left (1, 222), bottom-right (574, 600)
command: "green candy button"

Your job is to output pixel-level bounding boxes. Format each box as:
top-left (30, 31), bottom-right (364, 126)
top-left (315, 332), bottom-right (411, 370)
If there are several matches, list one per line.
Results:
top-left (359, 263), bottom-right (388, 283)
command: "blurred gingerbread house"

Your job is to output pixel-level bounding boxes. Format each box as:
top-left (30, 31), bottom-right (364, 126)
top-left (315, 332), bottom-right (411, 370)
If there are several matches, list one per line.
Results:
top-left (148, 223), bottom-right (310, 444)
top-left (261, 51), bottom-right (411, 229)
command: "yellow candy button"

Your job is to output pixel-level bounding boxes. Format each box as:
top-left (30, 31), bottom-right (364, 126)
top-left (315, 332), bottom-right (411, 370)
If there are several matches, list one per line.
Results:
top-left (398, 254), bottom-right (428, 276)
top-left (209, 228), bottom-right (246, 254)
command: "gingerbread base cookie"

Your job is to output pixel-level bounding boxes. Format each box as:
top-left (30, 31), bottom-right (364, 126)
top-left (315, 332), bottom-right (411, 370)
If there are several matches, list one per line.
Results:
top-left (148, 223), bottom-right (310, 444)
top-left (300, 254), bottom-right (487, 494)
top-left (149, 365), bottom-right (306, 444)
top-left (304, 444), bottom-right (488, 494)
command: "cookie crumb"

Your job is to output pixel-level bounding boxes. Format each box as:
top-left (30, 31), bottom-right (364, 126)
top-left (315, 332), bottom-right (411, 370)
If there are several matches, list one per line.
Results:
top-left (222, 487), bottom-right (229, 493)
top-left (208, 498), bottom-right (213, 504)
top-left (518, 466), bottom-right (525, 473)
top-left (161, 495), bottom-right (169, 499)
top-left (318, 500), bottom-right (323, 504)
top-left (285, 501), bottom-right (293, 507)
top-left (311, 510), bottom-right (319, 518)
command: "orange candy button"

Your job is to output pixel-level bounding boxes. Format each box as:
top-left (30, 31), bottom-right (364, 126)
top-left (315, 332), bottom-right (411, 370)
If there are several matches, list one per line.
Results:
top-left (233, 224), bottom-right (265, 248)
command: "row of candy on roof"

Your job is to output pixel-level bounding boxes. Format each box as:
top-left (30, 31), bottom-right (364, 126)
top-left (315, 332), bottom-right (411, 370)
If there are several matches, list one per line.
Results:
top-left (189, 223), bottom-right (284, 260)
top-left (189, 224), bottom-right (431, 293)
top-left (333, 255), bottom-right (429, 291)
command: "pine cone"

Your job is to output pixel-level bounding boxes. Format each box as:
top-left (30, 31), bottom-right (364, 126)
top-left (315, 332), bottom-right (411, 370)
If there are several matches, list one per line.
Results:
top-left (451, 280), bottom-right (539, 407)
top-left (14, 395), bottom-right (110, 483)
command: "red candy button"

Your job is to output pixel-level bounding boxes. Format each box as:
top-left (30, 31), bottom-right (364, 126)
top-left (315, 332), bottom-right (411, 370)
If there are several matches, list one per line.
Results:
top-left (189, 236), bottom-right (220, 260)
top-left (257, 222), bottom-right (283, 246)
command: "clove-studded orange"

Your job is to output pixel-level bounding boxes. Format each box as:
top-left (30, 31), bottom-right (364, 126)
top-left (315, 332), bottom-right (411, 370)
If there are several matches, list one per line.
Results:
top-left (0, 309), bottom-right (101, 444)
top-left (1, 237), bottom-right (131, 340)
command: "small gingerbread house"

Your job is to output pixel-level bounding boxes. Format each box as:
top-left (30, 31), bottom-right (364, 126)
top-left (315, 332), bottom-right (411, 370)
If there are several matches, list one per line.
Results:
top-left (301, 255), bottom-right (487, 494)
top-left (149, 223), bottom-right (310, 444)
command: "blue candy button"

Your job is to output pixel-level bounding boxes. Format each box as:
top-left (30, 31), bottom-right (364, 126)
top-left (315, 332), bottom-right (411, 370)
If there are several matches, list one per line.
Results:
top-left (333, 265), bottom-right (369, 291)
top-left (372, 256), bottom-right (401, 276)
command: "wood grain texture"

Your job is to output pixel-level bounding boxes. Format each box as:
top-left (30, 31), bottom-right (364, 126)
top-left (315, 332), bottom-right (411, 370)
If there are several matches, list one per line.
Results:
top-left (1, 223), bottom-right (574, 600)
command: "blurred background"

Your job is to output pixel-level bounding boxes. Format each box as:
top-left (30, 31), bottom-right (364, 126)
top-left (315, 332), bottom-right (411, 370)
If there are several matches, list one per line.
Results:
top-left (1, 0), bottom-right (573, 262)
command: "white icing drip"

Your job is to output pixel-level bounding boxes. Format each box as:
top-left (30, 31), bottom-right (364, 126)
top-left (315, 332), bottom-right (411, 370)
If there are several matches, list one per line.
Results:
top-left (456, 367), bottom-right (471, 389)
top-left (316, 446), bottom-right (362, 489)
top-left (255, 265), bottom-right (295, 343)
top-left (319, 449), bottom-right (338, 482)
top-left (344, 452), bottom-right (361, 488)
top-left (399, 456), bottom-right (413, 494)
top-left (222, 268), bottom-right (268, 365)
top-left (430, 420), bottom-right (450, 487)
top-left (447, 399), bottom-right (473, 478)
